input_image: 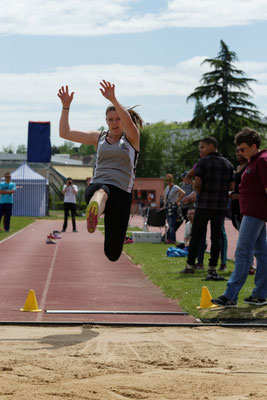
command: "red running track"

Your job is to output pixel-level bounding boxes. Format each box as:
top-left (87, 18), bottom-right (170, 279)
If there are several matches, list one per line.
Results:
top-left (0, 220), bottom-right (197, 324)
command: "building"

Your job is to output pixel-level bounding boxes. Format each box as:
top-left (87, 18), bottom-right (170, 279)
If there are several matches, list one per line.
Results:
top-left (0, 153), bottom-right (165, 215)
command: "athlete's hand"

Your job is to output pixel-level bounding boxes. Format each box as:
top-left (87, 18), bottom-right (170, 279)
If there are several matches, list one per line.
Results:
top-left (57, 85), bottom-right (74, 108)
top-left (99, 80), bottom-right (116, 102)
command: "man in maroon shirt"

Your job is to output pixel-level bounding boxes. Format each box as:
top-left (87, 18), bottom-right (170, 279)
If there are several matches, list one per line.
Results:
top-left (212, 128), bottom-right (267, 307)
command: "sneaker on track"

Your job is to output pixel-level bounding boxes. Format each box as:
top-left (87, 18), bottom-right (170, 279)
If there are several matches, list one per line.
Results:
top-left (211, 295), bottom-right (237, 307)
top-left (86, 201), bottom-right (99, 233)
top-left (243, 296), bottom-right (267, 306)
top-left (46, 237), bottom-right (56, 244)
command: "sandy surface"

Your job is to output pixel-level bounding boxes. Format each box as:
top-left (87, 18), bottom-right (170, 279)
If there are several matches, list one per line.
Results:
top-left (0, 326), bottom-right (266, 400)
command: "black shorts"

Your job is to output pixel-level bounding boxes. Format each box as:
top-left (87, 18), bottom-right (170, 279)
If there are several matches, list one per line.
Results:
top-left (85, 183), bottom-right (110, 204)
top-left (85, 183), bottom-right (132, 262)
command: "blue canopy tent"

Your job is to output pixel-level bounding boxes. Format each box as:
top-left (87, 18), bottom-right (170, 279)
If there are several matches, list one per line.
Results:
top-left (10, 163), bottom-right (48, 217)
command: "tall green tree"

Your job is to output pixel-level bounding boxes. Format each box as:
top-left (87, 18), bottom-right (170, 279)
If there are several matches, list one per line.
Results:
top-left (187, 40), bottom-right (263, 157)
top-left (136, 122), bottom-right (202, 180)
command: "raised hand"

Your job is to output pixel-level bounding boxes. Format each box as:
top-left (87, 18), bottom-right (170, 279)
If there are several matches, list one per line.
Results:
top-left (57, 85), bottom-right (74, 108)
top-left (99, 80), bottom-right (116, 102)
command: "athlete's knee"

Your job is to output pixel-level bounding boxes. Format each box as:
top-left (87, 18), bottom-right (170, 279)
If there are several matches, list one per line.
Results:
top-left (104, 247), bottom-right (122, 262)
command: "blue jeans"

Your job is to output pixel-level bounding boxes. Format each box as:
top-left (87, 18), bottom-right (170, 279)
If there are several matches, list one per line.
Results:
top-left (167, 213), bottom-right (177, 242)
top-left (224, 216), bottom-right (267, 301)
top-left (220, 221), bottom-right (228, 265)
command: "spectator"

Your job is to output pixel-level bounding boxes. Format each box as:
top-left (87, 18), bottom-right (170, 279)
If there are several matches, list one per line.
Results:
top-left (212, 128), bottom-right (267, 307)
top-left (164, 173), bottom-right (185, 244)
top-left (230, 150), bottom-right (248, 230)
top-left (61, 177), bottom-right (78, 232)
top-left (219, 220), bottom-right (228, 271)
top-left (0, 172), bottom-right (16, 233)
top-left (229, 149), bottom-right (255, 275)
top-left (86, 177), bottom-right (91, 186)
top-left (180, 172), bottom-right (194, 221)
top-left (180, 137), bottom-right (234, 277)
top-left (177, 208), bottom-right (207, 269)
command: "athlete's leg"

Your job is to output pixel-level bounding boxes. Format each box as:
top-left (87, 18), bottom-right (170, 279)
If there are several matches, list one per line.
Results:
top-left (104, 185), bottom-right (132, 262)
top-left (85, 183), bottom-right (109, 233)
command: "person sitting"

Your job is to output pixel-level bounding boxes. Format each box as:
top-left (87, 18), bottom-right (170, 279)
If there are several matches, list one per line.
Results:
top-left (177, 208), bottom-right (206, 270)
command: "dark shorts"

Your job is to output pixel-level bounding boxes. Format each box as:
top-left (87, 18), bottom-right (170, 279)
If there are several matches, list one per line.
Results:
top-left (85, 183), bottom-right (132, 262)
top-left (85, 183), bottom-right (110, 204)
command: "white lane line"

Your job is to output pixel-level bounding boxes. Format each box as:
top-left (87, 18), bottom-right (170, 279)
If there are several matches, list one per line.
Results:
top-left (36, 241), bottom-right (59, 321)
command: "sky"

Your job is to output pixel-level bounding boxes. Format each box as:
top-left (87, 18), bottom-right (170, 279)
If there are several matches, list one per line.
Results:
top-left (1, 0), bottom-right (267, 150)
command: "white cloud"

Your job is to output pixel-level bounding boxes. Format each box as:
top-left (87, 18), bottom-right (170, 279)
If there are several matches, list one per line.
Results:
top-left (0, 58), bottom-right (267, 148)
top-left (1, 0), bottom-right (267, 36)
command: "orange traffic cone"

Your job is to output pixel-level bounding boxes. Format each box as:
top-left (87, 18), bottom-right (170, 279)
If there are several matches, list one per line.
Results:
top-left (20, 290), bottom-right (42, 312)
top-left (197, 286), bottom-right (219, 309)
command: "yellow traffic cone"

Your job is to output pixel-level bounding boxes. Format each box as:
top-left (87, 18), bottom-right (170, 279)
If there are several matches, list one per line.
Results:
top-left (197, 286), bottom-right (219, 309)
top-left (20, 290), bottom-right (42, 312)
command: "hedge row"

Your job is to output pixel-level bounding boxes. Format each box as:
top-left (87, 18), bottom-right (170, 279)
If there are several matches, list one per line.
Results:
top-left (54, 201), bottom-right (87, 211)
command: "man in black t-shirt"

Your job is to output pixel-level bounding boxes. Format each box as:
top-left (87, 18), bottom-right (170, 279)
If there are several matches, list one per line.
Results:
top-left (181, 137), bottom-right (234, 277)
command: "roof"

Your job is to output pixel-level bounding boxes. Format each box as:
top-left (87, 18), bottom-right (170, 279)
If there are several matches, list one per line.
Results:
top-left (51, 154), bottom-right (83, 165)
top-left (52, 165), bottom-right (93, 181)
top-left (0, 153), bottom-right (83, 165)
top-left (11, 162), bottom-right (47, 182)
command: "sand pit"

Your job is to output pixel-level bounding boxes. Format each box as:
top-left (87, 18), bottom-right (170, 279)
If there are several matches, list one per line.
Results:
top-left (0, 325), bottom-right (266, 399)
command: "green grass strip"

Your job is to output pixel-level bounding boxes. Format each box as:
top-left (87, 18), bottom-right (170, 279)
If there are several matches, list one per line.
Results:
top-left (123, 240), bottom-right (266, 322)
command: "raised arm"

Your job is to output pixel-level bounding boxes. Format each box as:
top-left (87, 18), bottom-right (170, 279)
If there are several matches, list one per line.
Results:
top-left (99, 80), bottom-right (140, 151)
top-left (177, 187), bottom-right (186, 203)
top-left (57, 85), bottom-right (100, 147)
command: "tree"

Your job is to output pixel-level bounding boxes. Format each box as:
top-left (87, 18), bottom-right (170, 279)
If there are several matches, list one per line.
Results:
top-left (58, 141), bottom-right (78, 154)
top-left (2, 144), bottom-right (15, 153)
top-left (78, 144), bottom-right (96, 156)
top-left (187, 40), bottom-right (264, 157)
top-left (136, 122), bottom-right (201, 180)
top-left (16, 144), bottom-right (27, 154)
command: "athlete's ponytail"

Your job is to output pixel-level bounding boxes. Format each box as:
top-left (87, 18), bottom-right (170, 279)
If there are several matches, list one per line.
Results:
top-left (106, 104), bottom-right (143, 130)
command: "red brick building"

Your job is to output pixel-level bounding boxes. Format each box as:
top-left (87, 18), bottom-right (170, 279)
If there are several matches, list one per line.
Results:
top-left (131, 177), bottom-right (165, 213)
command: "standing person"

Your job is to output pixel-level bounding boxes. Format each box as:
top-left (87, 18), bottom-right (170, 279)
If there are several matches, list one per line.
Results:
top-left (219, 220), bottom-right (228, 271)
top-left (229, 149), bottom-right (255, 275)
top-left (0, 172), bottom-right (16, 232)
top-left (61, 177), bottom-right (78, 233)
top-left (212, 128), bottom-right (267, 307)
top-left (57, 80), bottom-right (143, 261)
top-left (180, 172), bottom-right (194, 222)
top-left (164, 174), bottom-right (185, 244)
top-left (86, 177), bottom-right (91, 187)
top-left (230, 149), bottom-right (248, 230)
top-left (180, 137), bottom-right (234, 276)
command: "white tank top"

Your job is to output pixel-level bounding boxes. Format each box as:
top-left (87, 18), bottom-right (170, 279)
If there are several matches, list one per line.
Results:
top-left (91, 131), bottom-right (139, 193)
